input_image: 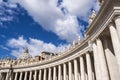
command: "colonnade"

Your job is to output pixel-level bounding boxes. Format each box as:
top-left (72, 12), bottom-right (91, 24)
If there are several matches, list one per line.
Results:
top-left (0, 15), bottom-right (120, 80)
top-left (0, 51), bottom-right (95, 80)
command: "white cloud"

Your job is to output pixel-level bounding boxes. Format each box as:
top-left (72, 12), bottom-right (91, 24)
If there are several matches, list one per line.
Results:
top-left (7, 36), bottom-right (68, 57)
top-left (8, 36), bottom-right (28, 48)
top-left (55, 15), bottom-right (80, 42)
top-left (9, 0), bottom-right (100, 43)
top-left (61, 0), bottom-right (92, 20)
top-left (0, 45), bottom-right (9, 51)
top-left (0, 1), bottom-right (18, 27)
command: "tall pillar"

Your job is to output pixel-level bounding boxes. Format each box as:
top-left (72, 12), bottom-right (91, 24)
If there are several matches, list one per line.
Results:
top-left (5, 72), bottom-right (9, 80)
top-left (53, 67), bottom-right (56, 80)
top-left (58, 65), bottom-right (61, 80)
top-left (114, 15), bottom-right (120, 39)
top-left (103, 36), bottom-right (120, 80)
top-left (68, 61), bottom-right (72, 80)
top-left (0, 74), bottom-right (3, 80)
top-left (63, 63), bottom-right (67, 80)
top-left (74, 59), bottom-right (78, 80)
top-left (80, 56), bottom-right (85, 80)
top-left (96, 38), bottom-right (110, 80)
top-left (48, 68), bottom-right (51, 80)
top-left (19, 72), bottom-right (23, 80)
top-left (39, 70), bottom-right (41, 80)
top-left (14, 72), bottom-right (18, 80)
top-left (0, 73), bottom-right (3, 80)
top-left (43, 69), bottom-right (46, 80)
top-left (1, 73), bottom-right (3, 80)
top-left (2, 73), bottom-right (6, 80)
top-left (92, 43), bottom-right (101, 80)
top-left (29, 71), bottom-right (32, 80)
top-left (24, 72), bottom-right (27, 80)
top-left (109, 23), bottom-right (120, 72)
top-left (34, 70), bottom-right (37, 80)
top-left (86, 53), bottom-right (93, 80)
top-left (0, 73), bottom-right (2, 80)
top-left (9, 71), bottom-right (13, 80)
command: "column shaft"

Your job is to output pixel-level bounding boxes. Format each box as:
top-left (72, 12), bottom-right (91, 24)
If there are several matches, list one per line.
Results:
top-left (29, 71), bottom-right (32, 80)
top-left (48, 68), bottom-right (51, 80)
top-left (34, 70), bottom-right (37, 80)
top-left (53, 67), bottom-right (56, 80)
top-left (80, 56), bottom-right (85, 80)
top-left (0, 73), bottom-right (3, 80)
top-left (58, 65), bottom-right (61, 80)
top-left (68, 61), bottom-right (72, 80)
top-left (43, 69), bottom-right (46, 80)
top-left (109, 23), bottom-right (120, 72)
top-left (0, 74), bottom-right (1, 80)
top-left (24, 72), bottom-right (27, 80)
top-left (93, 43), bottom-right (101, 80)
top-left (86, 53), bottom-right (93, 80)
top-left (74, 59), bottom-right (78, 80)
top-left (63, 63), bottom-right (67, 80)
top-left (5, 72), bottom-right (9, 80)
top-left (96, 38), bottom-right (110, 80)
top-left (39, 70), bottom-right (41, 80)
top-left (19, 72), bottom-right (23, 80)
top-left (14, 72), bottom-right (18, 80)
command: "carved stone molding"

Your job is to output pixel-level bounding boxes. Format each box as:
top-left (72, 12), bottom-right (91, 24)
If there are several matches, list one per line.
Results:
top-left (114, 15), bottom-right (120, 21)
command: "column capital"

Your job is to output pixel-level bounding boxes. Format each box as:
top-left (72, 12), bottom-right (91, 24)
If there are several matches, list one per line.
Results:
top-left (108, 21), bottom-right (114, 27)
top-left (114, 15), bottom-right (120, 20)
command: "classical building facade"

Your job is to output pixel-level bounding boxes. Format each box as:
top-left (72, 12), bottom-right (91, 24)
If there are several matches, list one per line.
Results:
top-left (0, 0), bottom-right (120, 80)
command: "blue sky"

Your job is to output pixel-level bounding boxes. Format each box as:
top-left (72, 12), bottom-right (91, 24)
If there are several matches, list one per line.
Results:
top-left (0, 0), bottom-right (99, 59)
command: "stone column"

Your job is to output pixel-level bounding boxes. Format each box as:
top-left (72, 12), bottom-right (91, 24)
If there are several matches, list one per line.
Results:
top-left (109, 23), bottom-right (120, 72)
top-left (29, 71), bottom-right (32, 80)
top-left (0, 73), bottom-right (3, 80)
top-left (39, 70), bottom-right (41, 80)
top-left (80, 56), bottom-right (85, 80)
top-left (103, 36), bottom-right (120, 80)
top-left (114, 15), bottom-right (120, 39)
top-left (63, 63), bottom-right (67, 80)
top-left (34, 70), bottom-right (37, 80)
top-left (0, 73), bottom-right (1, 80)
top-left (14, 72), bottom-right (18, 80)
top-left (68, 61), bottom-right (72, 80)
top-left (96, 38), bottom-right (110, 80)
top-left (43, 69), bottom-right (46, 80)
top-left (2, 73), bottom-right (6, 80)
top-left (24, 72), bottom-right (27, 80)
top-left (9, 71), bottom-right (13, 80)
top-left (19, 72), bottom-right (23, 80)
top-left (74, 59), bottom-right (78, 80)
top-left (86, 53), bottom-right (93, 80)
top-left (58, 65), bottom-right (61, 80)
top-left (48, 68), bottom-right (51, 80)
top-left (53, 67), bottom-right (56, 80)
top-left (92, 43), bottom-right (101, 80)
top-left (5, 72), bottom-right (9, 80)
top-left (0, 73), bottom-right (2, 80)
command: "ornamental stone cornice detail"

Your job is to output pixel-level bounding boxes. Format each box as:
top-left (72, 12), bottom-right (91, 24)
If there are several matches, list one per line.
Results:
top-left (114, 14), bottom-right (120, 20)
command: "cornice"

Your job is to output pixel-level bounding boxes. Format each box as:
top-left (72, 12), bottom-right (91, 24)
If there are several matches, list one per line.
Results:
top-left (86, 0), bottom-right (112, 35)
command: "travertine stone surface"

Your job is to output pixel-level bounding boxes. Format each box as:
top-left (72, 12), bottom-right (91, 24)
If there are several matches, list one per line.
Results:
top-left (96, 38), bottom-right (109, 80)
